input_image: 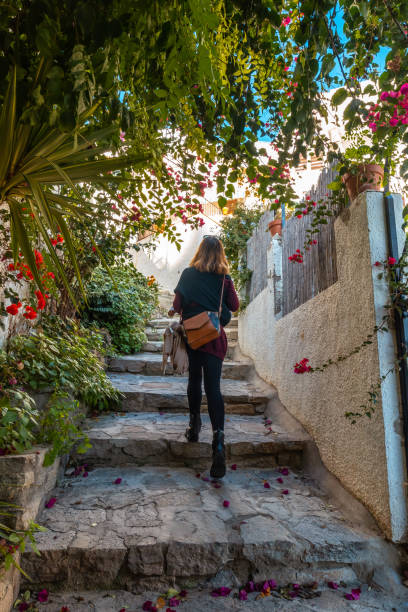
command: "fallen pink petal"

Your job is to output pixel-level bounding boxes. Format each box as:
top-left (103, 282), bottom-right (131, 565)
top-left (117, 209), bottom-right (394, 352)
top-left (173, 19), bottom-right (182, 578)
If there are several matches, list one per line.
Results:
top-left (37, 588), bottom-right (49, 602)
top-left (45, 497), bottom-right (57, 509)
top-left (279, 467), bottom-right (289, 476)
top-left (239, 589), bottom-right (248, 600)
top-left (223, 500), bottom-right (230, 507)
top-left (263, 481), bottom-right (271, 488)
top-left (230, 464), bottom-right (237, 470)
top-left (168, 597), bottom-right (180, 606)
top-left (328, 581), bottom-right (339, 590)
top-left (282, 489), bottom-right (289, 495)
top-left (277, 477), bottom-right (284, 483)
top-left (211, 586), bottom-right (231, 597)
top-left (114, 478), bottom-right (122, 484)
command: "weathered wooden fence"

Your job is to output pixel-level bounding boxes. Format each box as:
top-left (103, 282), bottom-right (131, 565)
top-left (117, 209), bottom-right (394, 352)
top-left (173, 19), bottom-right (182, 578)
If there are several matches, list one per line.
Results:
top-left (281, 211), bottom-right (338, 316)
top-left (246, 210), bottom-right (274, 301)
top-left (281, 162), bottom-right (340, 316)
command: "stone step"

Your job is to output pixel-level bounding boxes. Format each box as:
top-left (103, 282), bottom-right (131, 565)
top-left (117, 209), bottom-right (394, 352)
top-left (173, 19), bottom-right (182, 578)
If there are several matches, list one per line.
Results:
top-left (145, 326), bottom-right (239, 342)
top-left (149, 317), bottom-right (239, 329)
top-left (22, 465), bottom-right (394, 592)
top-left (108, 352), bottom-right (251, 380)
top-left (32, 585), bottom-right (408, 612)
top-left (142, 340), bottom-right (238, 359)
top-left (79, 413), bottom-right (306, 469)
top-left (108, 373), bottom-right (270, 414)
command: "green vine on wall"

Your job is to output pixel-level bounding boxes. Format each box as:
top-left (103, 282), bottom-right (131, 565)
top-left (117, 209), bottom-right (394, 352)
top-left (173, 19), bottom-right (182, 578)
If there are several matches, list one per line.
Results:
top-left (219, 203), bottom-right (265, 303)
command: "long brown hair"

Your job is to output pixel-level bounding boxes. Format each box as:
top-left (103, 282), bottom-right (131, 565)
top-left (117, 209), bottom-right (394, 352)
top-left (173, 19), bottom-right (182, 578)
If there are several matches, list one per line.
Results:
top-left (190, 236), bottom-right (229, 275)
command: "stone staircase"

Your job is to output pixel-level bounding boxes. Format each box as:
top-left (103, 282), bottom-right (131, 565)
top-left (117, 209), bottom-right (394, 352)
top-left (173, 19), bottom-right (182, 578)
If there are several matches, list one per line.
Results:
top-left (20, 315), bottom-right (407, 610)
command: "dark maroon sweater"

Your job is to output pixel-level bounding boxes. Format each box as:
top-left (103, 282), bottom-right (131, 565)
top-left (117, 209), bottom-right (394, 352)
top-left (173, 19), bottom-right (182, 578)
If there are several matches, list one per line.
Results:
top-left (172, 277), bottom-right (239, 360)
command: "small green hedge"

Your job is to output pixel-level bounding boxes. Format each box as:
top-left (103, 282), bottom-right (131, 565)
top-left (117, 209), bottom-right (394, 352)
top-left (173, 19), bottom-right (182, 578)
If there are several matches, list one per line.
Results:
top-left (83, 265), bottom-right (158, 354)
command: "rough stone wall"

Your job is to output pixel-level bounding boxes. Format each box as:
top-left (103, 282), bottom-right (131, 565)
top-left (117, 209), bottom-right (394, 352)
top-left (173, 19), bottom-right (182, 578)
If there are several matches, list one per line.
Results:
top-left (238, 193), bottom-right (398, 538)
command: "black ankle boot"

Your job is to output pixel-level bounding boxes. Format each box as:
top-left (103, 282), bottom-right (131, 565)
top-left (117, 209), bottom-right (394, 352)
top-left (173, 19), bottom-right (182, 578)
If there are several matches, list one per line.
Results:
top-left (185, 413), bottom-right (201, 442)
top-left (210, 430), bottom-right (226, 479)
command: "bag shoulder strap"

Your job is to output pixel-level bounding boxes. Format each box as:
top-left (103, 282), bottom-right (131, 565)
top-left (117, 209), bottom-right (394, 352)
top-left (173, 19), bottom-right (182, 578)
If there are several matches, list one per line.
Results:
top-left (218, 275), bottom-right (226, 317)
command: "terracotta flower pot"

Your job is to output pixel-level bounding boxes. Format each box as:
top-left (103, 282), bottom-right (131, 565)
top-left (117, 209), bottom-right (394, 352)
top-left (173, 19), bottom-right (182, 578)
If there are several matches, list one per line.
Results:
top-left (342, 164), bottom-right (384, 202)
top-left (268, 219), bottom-right (282, 237)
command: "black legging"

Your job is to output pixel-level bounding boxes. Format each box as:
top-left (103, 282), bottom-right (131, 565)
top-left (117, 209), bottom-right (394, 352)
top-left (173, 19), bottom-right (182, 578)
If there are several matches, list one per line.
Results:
top-left (187, 347), bottom-right (224, 431)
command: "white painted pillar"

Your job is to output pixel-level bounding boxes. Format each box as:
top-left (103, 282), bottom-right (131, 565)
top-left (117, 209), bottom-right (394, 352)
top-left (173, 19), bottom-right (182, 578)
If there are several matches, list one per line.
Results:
top-left (366, 190), bottom-right (408, 541)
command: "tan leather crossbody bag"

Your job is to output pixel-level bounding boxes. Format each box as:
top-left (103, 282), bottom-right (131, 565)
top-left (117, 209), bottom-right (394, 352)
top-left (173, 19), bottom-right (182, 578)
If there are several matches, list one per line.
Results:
top-left (183, 276), bottom-right (225, 350)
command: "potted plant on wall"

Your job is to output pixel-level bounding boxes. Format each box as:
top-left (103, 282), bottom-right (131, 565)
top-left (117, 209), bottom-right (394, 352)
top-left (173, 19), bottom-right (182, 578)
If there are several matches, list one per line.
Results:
top-left (268, 208), bottom-right (283, 237)
top-left (340, 142), bottom-right (384, 202)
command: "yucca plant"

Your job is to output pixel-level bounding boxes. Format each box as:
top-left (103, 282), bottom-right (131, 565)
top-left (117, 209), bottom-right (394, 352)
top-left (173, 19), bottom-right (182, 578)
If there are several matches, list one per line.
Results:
top-left (0, 64), bottom-right (151, 304)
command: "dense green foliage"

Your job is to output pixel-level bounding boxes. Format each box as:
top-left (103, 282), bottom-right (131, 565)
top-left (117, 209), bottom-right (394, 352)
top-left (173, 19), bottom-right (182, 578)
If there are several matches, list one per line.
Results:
top-left (219, 204), bottom-right (265, 297)
top-left (83, 265), bottom-right (158, 354)
top-left (6, 318), bottom-right (119, 409)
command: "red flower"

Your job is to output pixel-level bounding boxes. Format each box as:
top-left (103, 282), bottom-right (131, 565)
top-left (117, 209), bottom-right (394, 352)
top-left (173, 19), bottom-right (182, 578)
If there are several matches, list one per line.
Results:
top-left (34, 250), bottom-right (44, 269)
top-left (35, 290), bottom-right (47, 311)
top-left (23, 306), bottom-right (37, 320)
top-left (47, 271), bottom-right (55, 279)
top-left (57, 234), bottom-right (64, 243)
top-left (373, 261), bottom-right (382, 267)
top-left (388, 256), bottom-right (397, 265)
top-left (6, 302), bottom-right (22, 315)
top-left (293, 358), bottom-right (311, 373)
top-left (7, 263), bottom-right (15, 271)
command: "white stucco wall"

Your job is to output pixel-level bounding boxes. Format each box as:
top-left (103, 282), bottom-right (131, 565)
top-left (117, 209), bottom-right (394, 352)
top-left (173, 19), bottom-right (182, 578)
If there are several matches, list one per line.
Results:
top-left (133, 217), bottom-right (222, 292)
top-left (239, 192), bottom-right (407, 541)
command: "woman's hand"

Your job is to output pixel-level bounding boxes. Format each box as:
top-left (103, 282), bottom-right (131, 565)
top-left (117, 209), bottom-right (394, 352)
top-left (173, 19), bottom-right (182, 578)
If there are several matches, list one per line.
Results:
top-left (168, 307), bottom-right (175, 317)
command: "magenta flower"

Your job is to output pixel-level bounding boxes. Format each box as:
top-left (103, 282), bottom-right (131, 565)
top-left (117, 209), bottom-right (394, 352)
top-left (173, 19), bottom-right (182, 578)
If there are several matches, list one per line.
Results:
top-left (345, 588), bottom-right (361, 601)
top-left (37, 589), bottom-right (49, 602)
top-left (238, 589), bottom-right (248, 601)
top-left (202, 476), bottom-right (210, 482)
top-left (328, 581), bottom-right (339, 590)
top-left (246, 581), bottom-right (255, 592)
top-left (293, 583), bottom-right (300, 589)
top-left (282, 489), bottom-right (289, 495)
top-left (388, 256), bottom-right (397, 265)
top-left (119, 131), bottom-right (126, 142)
top-left (83, 471), bottom-right (88, 478)
top-left (279, 467), bottom-right (289, 476)
top-left (268, 579), bottom-right (277, 589)
top-left (223, 500), bottom-right (230, 508)
top-left (168, 598), bottom-right (180, 606)
top-left (45, 497), bottom-right (57, 509)
top-left (264, 481), bottom-right (271, 489)
top-left (211, 587), bottom-right (231, 597)
top-left (380, 91), bottom-right (389, 100)
top-left (277, 477), bottom-right (284, 484)
top-left (114, 478), bottom-right (122, 485)
top-left (230, 464), bottom-right (237, 471)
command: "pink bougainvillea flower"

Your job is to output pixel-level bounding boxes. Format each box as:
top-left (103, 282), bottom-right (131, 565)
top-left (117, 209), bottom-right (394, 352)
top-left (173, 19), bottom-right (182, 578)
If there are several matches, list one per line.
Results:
top-left (265, 419), bottom-right (272, 425)
top-left (328, 581), bottom-right (339, 590)
top-left (246, 581), bottom-right (255, 592)
top-left (284, 66), bottom-right (289, 71)
top-left (45, 497), bottom-right (57, 509)
top-left (230, 464), bottom-right (237, 471)
top-left (282, 489), bottom-right (289, 495)
top-left (268, 579), bottom-right (277, 589)
top-left (37, 589), bottom-right (49, 602)
top-left (264, 481), bottom-right (271, 489)
top-left (223, 500), bottom-right (230, 508)
top-left (373, 261), bottom-right (382, 267)
top-left (294, 357), bottom-right (311, 373)
top-left (345, 588), bottom-right (361, 601)
top-left (168, 598), bottom-right (180, 606)
top-left (277, 477), bottom-right (284, 484)
top-left (279, 467), bottom-right (289, 475)
top-left (293, 583), bottom-right (300, 589)
top-left (211, 587), bottom-right (231, 597)
top-left (114, 478), bottom-right (122, 485)
top-left (83, 471), bottom-right (89, 478)
top-left (202, 476), bottom-right (210, 482)
top-left (238, 589), bottom-right (248, 600)
top-left (388, 256), bottom-right (397, 265)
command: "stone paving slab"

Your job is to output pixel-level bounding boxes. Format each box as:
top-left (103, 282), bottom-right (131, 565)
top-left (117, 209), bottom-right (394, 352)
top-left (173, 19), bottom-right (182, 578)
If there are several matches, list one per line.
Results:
top-left (30, 586), bottom-right (408, 612)
top-left (22, 466), bottom-right (394, 591)
top-left (108, 373), bottom-right (271, 414)
top-left (108, 353), bottom-right (252, 380)
top-left (79, 413), bottom-right (306, 468)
